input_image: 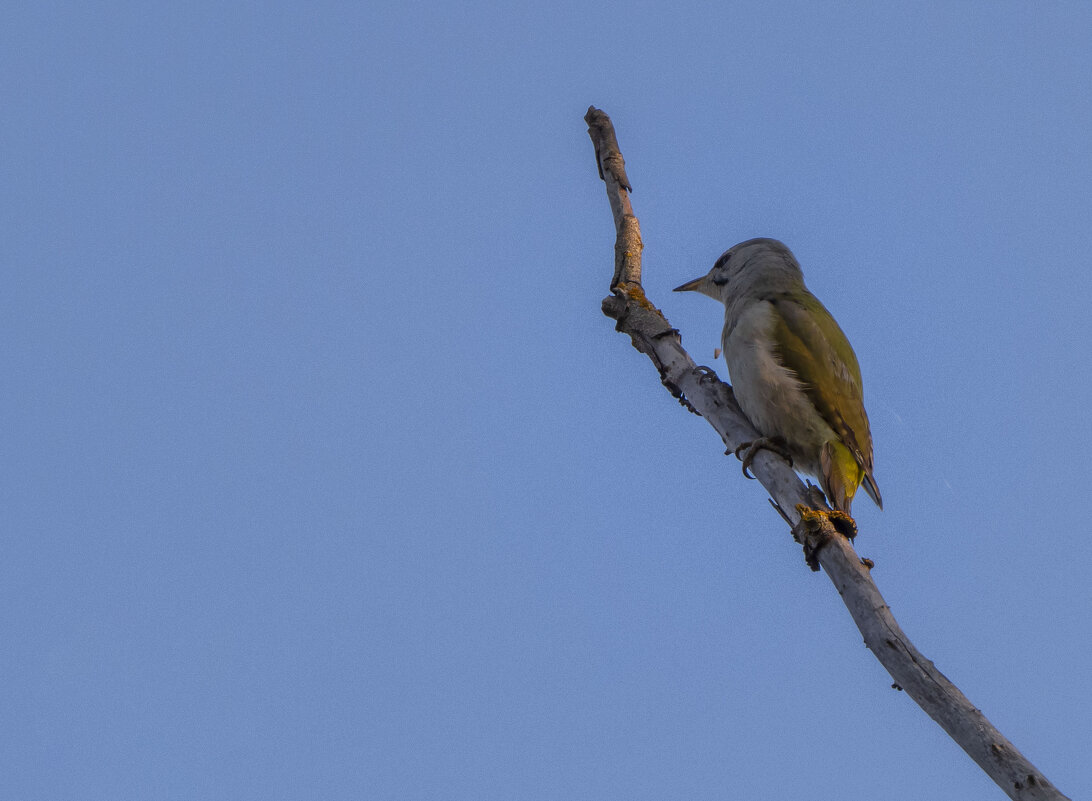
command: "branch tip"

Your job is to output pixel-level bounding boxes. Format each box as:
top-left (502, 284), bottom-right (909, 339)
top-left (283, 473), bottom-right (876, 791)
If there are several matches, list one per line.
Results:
top-left (585, 107), bottom-right (632, 191)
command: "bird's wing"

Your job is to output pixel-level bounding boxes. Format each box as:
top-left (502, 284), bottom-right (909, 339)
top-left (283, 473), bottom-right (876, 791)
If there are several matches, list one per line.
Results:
top-left (766, 294), bottom-right (876, 481)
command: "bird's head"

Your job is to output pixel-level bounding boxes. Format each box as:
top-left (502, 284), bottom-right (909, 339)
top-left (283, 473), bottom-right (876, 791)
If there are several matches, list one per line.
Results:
top-left (674, 238), bottom-right (804, 304)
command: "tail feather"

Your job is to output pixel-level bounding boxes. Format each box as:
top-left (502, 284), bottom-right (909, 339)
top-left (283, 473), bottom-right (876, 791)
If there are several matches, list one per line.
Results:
top-left (861, 471), bottom-right (883, 510)
top-left (819, 440), bottom-right (854, 513)
top-left (821, 440), bottom-right (884, 513)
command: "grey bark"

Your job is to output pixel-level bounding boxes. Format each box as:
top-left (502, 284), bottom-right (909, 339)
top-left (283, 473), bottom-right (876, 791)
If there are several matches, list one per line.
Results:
top-left (585, 105), bottom-right (1069, 801)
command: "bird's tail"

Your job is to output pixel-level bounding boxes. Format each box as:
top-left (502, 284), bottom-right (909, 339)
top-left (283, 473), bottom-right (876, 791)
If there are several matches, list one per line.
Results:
top-left (860, 471), bottom-right (883, 510)
top-left (821, 440), bottom-right (884, 513)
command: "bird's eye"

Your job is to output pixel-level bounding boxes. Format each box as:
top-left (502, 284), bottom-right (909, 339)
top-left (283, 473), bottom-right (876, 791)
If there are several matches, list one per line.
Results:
top-left (711, 252), bottom-right (732, 280)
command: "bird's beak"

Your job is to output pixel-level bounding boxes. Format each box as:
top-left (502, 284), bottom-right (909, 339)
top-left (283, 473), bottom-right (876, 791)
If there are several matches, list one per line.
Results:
top-left (673, 276), bottom-right (706, 293)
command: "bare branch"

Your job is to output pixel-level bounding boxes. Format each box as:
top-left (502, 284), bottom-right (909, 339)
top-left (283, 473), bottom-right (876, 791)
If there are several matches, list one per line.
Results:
top-left (584, 105), bottom-right (1069, 801)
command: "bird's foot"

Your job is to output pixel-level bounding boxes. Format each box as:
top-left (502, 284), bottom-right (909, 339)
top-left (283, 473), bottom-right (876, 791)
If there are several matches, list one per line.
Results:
top-left (793, 504), bottom-right (858, 571)
top-left (733, 436), bottom-right (793, 479)
top-left (694, 365), bottom-right (720, 383)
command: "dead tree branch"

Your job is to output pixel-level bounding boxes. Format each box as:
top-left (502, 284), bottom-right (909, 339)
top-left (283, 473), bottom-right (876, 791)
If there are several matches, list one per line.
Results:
top-left (584, 105), bottom-right (1068, 801)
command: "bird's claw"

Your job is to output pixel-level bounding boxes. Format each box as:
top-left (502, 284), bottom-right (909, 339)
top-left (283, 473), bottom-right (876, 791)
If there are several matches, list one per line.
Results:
top-left (733, 436), bottom-right (793, 479)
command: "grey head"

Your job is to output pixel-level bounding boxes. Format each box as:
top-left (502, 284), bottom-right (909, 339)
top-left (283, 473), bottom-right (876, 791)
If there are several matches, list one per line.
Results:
top-left (673, 238), bottom-right (805, 303)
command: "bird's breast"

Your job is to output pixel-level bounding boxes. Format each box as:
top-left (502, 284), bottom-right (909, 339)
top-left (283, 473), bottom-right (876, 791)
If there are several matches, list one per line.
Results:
top-left (722, 301), bottom-right (836, 475)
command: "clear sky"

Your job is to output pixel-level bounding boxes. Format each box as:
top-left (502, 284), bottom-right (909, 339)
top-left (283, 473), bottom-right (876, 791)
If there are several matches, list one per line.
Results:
top-left (2, 2), bottom-right (1089, 800)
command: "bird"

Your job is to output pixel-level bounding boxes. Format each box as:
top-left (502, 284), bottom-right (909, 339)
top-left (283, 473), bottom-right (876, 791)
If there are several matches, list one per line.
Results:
top-left (674, 238), bottom-right (882, 515)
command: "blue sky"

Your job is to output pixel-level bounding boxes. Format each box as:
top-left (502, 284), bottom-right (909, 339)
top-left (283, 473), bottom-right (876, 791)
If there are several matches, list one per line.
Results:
top-left (3, 2), bottom-right (1090, 799)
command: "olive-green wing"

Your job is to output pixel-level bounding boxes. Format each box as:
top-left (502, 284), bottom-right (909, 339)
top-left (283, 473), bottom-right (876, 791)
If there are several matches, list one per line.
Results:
top-left (768, 293), bottom-right (882, 507)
